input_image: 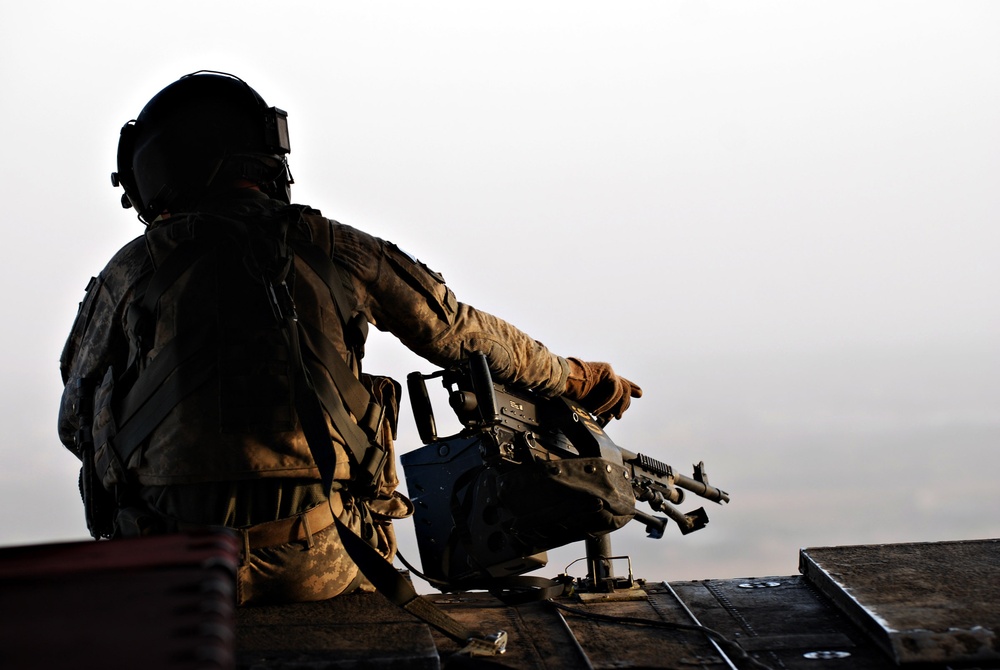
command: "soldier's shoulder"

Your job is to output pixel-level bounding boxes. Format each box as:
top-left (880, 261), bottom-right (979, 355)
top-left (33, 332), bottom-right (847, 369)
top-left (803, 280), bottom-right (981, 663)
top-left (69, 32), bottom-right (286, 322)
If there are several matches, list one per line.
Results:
top-left (97, 235), bottom-right (152, 287)
top-left (329, 220), bottom-right (384, 258)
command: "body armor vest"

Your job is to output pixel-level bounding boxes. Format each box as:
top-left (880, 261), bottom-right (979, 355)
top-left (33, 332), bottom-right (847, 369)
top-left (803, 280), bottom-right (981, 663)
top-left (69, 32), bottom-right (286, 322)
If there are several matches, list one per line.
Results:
top-left (92, 204), bottom-right (379, 489)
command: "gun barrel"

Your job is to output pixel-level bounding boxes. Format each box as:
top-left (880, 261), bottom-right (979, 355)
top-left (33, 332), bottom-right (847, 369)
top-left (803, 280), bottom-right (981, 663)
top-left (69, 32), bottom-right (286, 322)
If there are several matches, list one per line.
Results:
top-left (674, 473), bottom-right (729, 504)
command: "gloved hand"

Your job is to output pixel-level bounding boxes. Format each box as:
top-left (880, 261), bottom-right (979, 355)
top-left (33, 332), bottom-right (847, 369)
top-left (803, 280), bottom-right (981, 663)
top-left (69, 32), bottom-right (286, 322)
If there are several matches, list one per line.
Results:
top-left (563, 357), bottom-right (642, 421)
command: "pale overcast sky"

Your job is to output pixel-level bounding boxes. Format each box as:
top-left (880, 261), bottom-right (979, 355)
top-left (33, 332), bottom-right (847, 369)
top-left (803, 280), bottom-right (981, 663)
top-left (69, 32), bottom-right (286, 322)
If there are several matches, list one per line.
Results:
top-left (1, 2), bottom-right (997, 583)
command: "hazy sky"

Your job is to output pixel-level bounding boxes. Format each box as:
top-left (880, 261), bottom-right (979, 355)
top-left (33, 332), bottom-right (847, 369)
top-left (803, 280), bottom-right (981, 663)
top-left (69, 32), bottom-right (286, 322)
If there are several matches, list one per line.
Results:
top-left (1, 2), bottom-right (997, 583)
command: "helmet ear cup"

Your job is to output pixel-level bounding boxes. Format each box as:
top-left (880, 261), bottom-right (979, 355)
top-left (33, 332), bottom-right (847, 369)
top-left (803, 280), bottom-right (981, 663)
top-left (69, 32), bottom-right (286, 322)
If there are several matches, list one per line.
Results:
top-left (263, 106), bottom-right (290, 154)
top-left (113, 121), bottom-right (141, 213)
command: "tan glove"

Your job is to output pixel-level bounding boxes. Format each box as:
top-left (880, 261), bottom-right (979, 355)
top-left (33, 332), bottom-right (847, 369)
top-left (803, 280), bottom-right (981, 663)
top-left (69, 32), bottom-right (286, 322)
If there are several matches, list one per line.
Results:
top-left (563, 357), bottom-right (643, 421)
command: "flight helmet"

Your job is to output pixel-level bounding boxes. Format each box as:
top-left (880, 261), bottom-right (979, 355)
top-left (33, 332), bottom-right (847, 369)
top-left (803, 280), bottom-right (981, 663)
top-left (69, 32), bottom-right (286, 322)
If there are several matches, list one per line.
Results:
top-left (112, 71), bottom-right (292, 223)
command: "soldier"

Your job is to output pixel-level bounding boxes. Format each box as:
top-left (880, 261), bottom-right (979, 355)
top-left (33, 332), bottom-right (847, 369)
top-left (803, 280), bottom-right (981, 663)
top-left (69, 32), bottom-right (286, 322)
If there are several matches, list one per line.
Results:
top-left (58, 71), bottom-right (641, 605)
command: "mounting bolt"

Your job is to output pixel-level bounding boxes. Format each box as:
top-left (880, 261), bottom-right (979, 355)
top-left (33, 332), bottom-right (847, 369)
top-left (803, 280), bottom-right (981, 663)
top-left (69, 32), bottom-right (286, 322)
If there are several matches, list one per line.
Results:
top-left (803, 651), bottom-right (851, 660)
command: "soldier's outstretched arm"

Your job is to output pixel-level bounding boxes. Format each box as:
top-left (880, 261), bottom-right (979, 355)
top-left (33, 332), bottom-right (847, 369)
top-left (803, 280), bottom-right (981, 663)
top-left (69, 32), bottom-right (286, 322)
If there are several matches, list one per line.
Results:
top-left (333, 223), bottom-right (640, 420)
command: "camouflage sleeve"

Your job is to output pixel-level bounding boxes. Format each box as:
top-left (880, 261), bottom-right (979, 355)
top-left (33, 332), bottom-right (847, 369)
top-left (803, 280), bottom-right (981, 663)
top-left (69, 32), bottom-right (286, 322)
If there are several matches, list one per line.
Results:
top-left (57, 237), bottom-right (149, 456)
top-left (333, 223), bottom-right (570, 397)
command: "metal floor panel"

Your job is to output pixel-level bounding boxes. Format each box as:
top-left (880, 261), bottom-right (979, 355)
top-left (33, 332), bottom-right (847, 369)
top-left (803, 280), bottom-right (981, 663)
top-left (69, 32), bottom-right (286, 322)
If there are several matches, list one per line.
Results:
top-left (670, 576), bottom-right (895, 669)
top-left (424, 587), bottom-right (729, 669)
top-left (237, 593), bottom-right (440, 670)
top-left (799, 539), bottom-right (1000, 666)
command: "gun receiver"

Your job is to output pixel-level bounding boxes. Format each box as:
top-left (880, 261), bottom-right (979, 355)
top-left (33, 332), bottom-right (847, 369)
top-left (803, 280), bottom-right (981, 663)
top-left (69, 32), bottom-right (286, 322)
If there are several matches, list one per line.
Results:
top-left (401, 352), bottom-right (731, 589)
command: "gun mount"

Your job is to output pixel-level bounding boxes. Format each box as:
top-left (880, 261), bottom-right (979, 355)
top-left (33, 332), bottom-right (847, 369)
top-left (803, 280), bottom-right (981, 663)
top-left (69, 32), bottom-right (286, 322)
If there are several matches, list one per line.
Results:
top-left (400, 353), bottom-right (730, 593)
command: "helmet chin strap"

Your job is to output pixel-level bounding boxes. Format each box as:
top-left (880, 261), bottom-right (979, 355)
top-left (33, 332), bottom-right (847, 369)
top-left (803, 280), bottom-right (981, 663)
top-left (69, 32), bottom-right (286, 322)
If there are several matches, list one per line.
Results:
top-left (216, 154), bottom-right (293, 202)
top-left (261, 156), bottom-right (294, 203)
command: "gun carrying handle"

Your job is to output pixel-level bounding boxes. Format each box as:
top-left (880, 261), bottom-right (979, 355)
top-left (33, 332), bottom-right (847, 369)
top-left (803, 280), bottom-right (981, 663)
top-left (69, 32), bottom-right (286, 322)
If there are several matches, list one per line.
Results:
top-left (407, 372), bottom-right (437, 444)
top-left (469, 352), bottom-right (500, 423)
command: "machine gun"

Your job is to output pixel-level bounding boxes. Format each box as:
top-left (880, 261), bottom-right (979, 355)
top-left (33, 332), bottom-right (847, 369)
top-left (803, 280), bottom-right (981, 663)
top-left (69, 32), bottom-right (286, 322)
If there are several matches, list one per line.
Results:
top-left (400, 353), bottom-right (730, 593)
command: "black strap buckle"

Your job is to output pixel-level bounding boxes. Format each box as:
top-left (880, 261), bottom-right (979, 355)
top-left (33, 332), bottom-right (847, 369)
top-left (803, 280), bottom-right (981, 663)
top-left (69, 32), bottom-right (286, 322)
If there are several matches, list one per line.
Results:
top-left (359, 443), bottom-right (388, 491)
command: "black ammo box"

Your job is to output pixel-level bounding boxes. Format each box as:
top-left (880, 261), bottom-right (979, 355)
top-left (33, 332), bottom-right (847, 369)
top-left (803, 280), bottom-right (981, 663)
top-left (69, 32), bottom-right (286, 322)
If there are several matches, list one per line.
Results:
top-left (0, 532), bottom-right (238, 669)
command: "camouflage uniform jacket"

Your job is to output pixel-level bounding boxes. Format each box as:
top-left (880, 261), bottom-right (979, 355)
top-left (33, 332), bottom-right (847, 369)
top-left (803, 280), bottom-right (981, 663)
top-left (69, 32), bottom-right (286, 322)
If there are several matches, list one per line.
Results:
top-left (58, 192), bottom-right (570, 488)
